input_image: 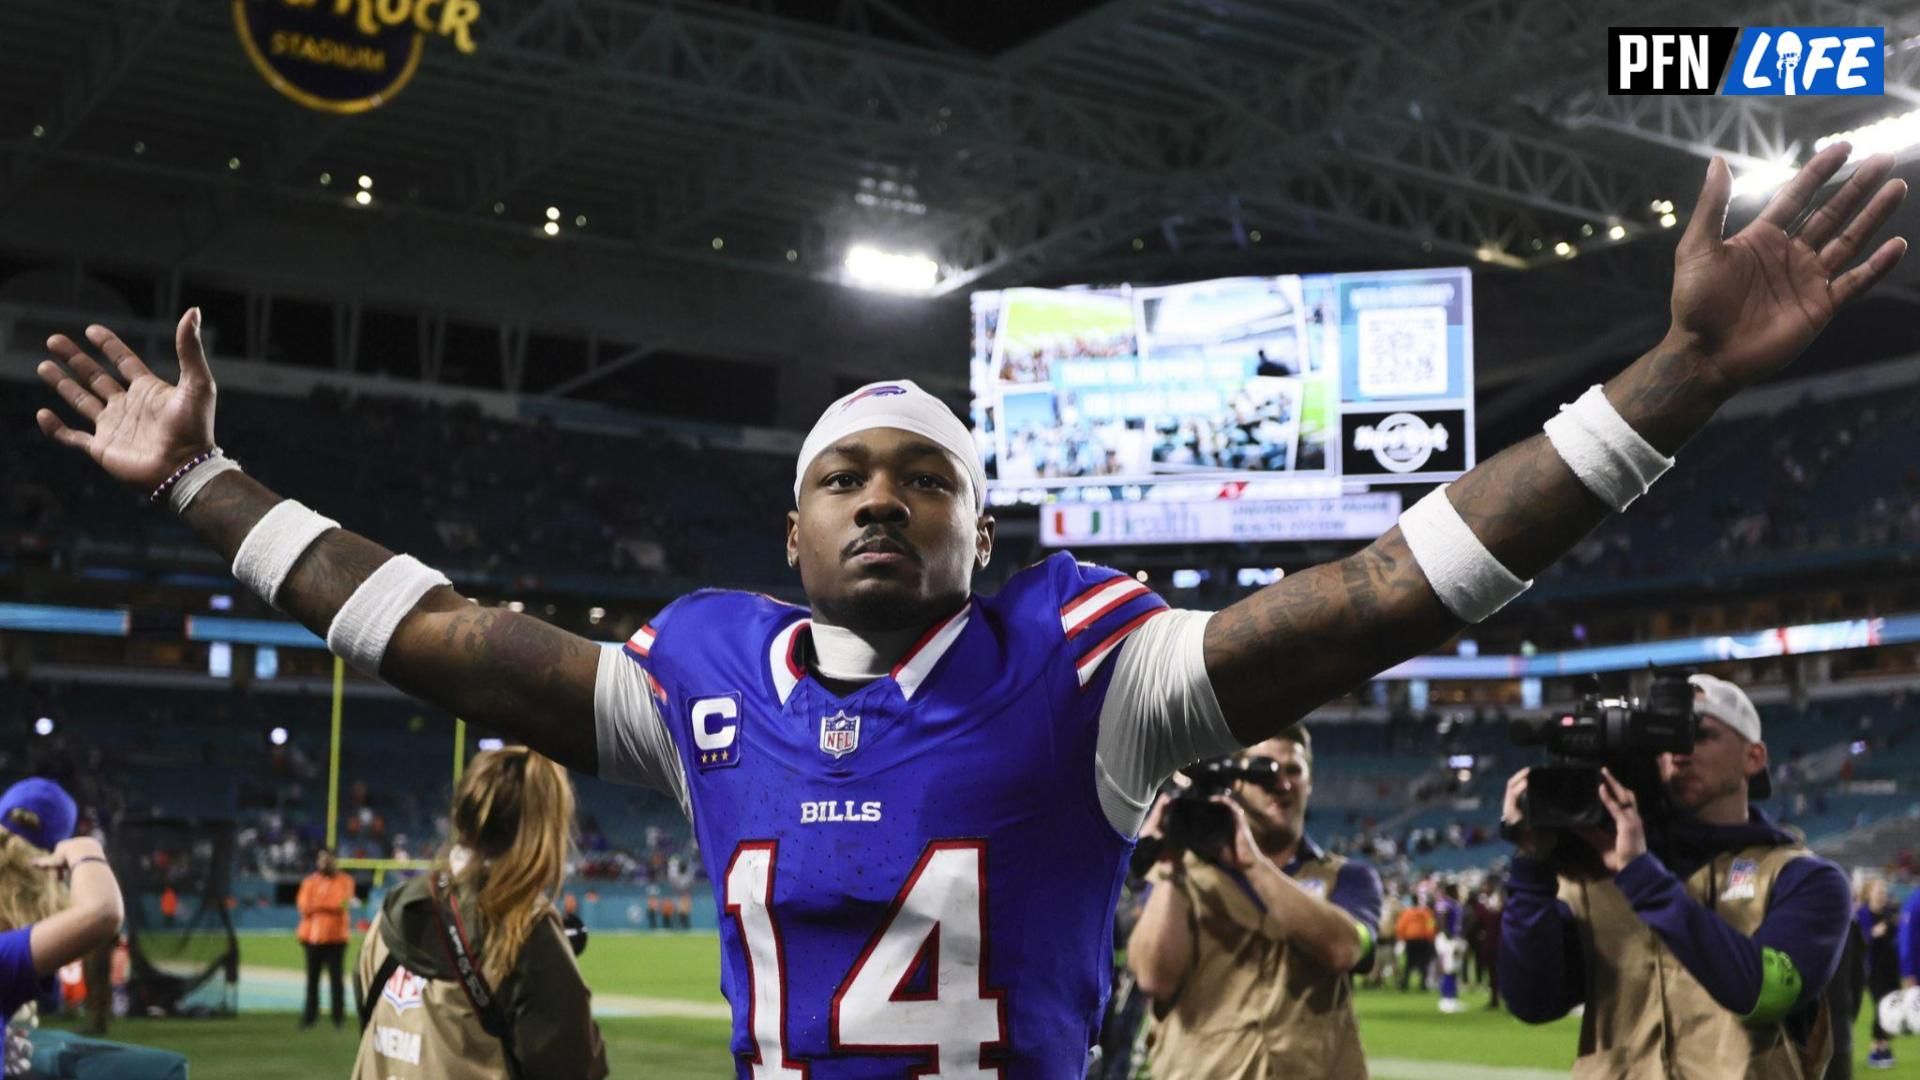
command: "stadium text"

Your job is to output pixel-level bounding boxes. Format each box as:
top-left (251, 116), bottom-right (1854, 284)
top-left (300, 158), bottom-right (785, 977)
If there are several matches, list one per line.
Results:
top-left (269, 31), bottom-right (386, 72)
top-left (276, 0), bottom-right (482, 54)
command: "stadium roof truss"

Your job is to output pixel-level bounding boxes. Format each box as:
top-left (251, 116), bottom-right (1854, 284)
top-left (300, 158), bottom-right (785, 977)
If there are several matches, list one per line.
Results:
top-left (1, 0), bottom-right (1919, 381)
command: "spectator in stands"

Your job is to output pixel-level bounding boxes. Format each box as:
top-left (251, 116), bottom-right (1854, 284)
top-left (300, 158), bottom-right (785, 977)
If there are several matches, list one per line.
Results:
top-left (296, 846), bottom-right (354, 1030)
top-left (1127, 729), bottom-right (1383, 1079)
top-left (1499, 675), bottom-right (1852, 1077)
top-left (1860, 878), bottom-right (1901, 1069)
top-left (354, 747), bottom-right (607, 1079)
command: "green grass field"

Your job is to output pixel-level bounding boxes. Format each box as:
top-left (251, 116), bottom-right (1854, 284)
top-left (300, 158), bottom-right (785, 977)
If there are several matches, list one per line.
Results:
top-left (47, 932), bottom-right (1918, 1078)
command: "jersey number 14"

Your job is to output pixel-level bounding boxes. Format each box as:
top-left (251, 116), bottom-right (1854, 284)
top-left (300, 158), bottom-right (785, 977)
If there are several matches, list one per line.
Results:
top-left (724, 839), bottom-right (1008, 1077)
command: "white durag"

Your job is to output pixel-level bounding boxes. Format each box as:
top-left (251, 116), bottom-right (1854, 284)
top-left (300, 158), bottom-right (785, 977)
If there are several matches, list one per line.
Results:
top-left (793, 379), bottom-right (986, 511)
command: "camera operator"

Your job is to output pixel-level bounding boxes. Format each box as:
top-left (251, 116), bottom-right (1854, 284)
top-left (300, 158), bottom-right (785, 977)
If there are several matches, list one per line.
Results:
top-left (1127, 728), bottom-right (1383, 1079)
top-left (1499, 674), bottom-right (1852, 1078)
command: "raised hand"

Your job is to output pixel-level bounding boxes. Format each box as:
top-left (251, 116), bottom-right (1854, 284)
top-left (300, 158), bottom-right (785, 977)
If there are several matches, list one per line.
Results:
top-left (34, 309), bottom-right (217, 491)
top-left (1670, 144), bottom-right (1908, 392)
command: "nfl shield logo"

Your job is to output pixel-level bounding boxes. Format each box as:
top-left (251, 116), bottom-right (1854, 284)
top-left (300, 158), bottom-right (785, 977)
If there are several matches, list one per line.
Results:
top-left (819, 710), bottom-right (861, 759)
top-left (1721, 858), bottom-right (1759, 901)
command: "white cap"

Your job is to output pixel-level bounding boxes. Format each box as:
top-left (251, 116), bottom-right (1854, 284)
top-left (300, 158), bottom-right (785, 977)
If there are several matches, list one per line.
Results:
top-left (794, 379), bottom-right (986, 511)
top-left (1688, 673), bottom-right (1761, 743)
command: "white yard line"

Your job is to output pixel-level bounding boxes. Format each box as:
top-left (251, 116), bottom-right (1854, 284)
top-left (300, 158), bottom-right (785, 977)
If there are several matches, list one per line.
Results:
top-left (239, 965), bottom-right (731, 1021)
top-left (1369, 1058), bottom-right (1567, 1080)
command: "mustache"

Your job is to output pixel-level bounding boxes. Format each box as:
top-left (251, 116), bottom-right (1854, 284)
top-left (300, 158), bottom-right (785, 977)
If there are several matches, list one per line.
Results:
top-left (843, 529), bottom-right (920, 562)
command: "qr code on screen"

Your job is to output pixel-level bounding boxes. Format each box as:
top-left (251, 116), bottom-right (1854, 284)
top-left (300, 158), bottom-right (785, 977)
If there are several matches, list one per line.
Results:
top-left (1356, 306), bottom-right (1449, 398)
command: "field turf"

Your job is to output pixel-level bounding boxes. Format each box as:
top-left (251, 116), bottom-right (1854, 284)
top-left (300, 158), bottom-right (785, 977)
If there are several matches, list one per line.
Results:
top-left (47, 931), bottom-right (1917, 1078)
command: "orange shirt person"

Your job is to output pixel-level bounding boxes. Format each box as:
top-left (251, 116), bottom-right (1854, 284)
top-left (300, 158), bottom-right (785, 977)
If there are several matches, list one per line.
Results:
top-left (1396, 900), bottom-right (1440, 992)
top-left (296, 847), bottom-right (354, 1029)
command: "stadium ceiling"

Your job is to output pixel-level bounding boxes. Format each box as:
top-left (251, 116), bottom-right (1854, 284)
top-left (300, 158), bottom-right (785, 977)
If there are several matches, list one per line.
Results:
top-left (1, 0), bottom-right (1918, 380)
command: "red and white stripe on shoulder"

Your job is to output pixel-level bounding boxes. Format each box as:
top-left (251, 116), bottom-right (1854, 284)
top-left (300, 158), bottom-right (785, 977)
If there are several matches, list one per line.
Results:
top-left (626, 624), bottom-right (657, 657)
top-left (1073, 608), bottom-right (1165, 687)
top-left (1059, 576), bottom-right (1152, 640)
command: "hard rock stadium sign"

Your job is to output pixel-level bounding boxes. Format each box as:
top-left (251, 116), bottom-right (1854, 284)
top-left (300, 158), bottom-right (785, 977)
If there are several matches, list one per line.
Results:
top-left (234, 0), bottom-right (480, 114)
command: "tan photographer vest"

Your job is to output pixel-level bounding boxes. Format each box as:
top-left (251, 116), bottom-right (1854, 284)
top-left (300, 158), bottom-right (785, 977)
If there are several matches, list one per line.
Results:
top-left (1558, 843), bottom-right (1831, 1080)
top-left (1145, 850), bottom-right (1367, 1080)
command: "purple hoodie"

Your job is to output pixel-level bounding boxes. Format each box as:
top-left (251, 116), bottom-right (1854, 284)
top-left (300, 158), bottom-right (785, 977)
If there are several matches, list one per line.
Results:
top-left (1498, 808), bottom-right (1850, 1024)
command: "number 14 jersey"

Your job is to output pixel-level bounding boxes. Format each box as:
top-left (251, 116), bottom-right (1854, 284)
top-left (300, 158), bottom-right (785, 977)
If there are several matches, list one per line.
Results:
top-left (620, 553), bottom-right (1172, 1078)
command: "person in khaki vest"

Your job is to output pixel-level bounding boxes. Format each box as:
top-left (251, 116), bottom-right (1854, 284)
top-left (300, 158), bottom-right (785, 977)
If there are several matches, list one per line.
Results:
top-left (1128, 727), bottom-right (1384, 1080)
top-left (1499, 674), bottom-right (1852, 1079)
top-left (353, 748), bottom-right (608, 1080)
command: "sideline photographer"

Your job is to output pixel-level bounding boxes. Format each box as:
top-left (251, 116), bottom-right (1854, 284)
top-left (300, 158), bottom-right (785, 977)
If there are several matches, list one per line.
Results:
top-left (1498, 674), bottom-right (1852, 1077)
top-left (353, 748), bottom-right (607, 1080)
top-left (1127, 729), bottom-right (1383, 1079)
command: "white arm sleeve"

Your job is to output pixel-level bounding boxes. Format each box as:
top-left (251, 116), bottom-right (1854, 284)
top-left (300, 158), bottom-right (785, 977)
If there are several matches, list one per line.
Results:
top-left (593, 645), bottom-right (690, 818)
top-left (1094, 609), bottom-right (1241, 837)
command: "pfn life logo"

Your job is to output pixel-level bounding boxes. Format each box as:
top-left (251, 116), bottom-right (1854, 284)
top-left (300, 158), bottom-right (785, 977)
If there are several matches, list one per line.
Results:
top-left (1609, 27), bottom-right (1883, 95)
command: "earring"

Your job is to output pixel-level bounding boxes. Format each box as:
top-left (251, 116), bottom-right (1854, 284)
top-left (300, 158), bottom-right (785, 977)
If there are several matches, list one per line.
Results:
top-left (787, 554), bottom-right (797, 567)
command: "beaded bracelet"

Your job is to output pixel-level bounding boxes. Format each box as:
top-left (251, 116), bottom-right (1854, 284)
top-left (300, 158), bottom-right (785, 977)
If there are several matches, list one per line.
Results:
top-left (149, 447), bottom-right (223, 505)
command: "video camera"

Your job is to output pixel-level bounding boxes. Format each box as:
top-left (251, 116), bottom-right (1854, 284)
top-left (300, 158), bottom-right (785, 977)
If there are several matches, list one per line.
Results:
top-left (1505, 674), bottom-right (1697, 873)
top-left (1131, 755), bottom-right (1282, 877)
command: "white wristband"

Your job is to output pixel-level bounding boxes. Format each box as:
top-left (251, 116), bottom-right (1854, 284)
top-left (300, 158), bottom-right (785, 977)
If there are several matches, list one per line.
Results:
top-left (326, 555), bottom-right (451, 676)
top-left (232, 500), bottom-right (340, 608)
top-left (170, 454), bottom-right (242, 513)
top-left (1542, 385), bottom-right (1675, 512)
top-left (1399, 485), bottom-right (1531, 624)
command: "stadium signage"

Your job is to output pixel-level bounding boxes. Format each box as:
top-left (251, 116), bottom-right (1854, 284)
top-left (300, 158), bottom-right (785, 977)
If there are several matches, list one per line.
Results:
top-left (233, 0), bottom-right (482, 114)
top-left (1344, 410), bottom-right (1465, 476)
top-left (1041, 493), bottom-right (1403, 547)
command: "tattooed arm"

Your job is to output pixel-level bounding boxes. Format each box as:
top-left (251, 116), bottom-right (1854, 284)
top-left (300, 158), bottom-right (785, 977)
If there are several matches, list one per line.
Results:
top-left (1203, 349), bottom-right (1719, 743)
top-left (1204, 147), bottom-right (1908, 745)
top-left (179, 471), bottom-right (600, 771)
top-left (32, 311), bottom-right (601, 773)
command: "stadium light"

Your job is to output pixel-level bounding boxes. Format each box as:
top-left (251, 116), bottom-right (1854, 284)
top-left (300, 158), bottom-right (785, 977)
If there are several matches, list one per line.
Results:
top-left (34, 717), bottom-right (53, 736)
top-left (1659, 212), bottom-right (1678, 228)
top-left (541, 221), bottom-right (560, 237)
top-left (1607, 224), bottom-right (1627, 240)
top-left (843, 245), bottom-right (938, 293)
top-left (1815, 108), bottom-right (1920, 157)
top-left (478, 738), bottom-right (505, 751)
top-left (546, 206), bottom-right (560, 222)
top-left (270, 727), bottom-right (288, 746)
top-left (353, 190), bottom-right (372, 207)
top-left (357, 174), bottom-right (373, 190)
top-left (1731, 159), bottom-right (1799, 202)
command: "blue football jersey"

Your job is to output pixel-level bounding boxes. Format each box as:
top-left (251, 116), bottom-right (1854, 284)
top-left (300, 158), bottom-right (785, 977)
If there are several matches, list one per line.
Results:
top-left (621, 552), bottom-right (1169, 1077)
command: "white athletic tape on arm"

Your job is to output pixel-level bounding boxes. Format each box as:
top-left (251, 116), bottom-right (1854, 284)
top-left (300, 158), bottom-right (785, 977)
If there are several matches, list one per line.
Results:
top-left (1542, 384), bottom-right (1675, 512)
top-left (169, 454), bottom-right (241, 514)
top-left (326, 555), bottom-right (451, 676)
top-left (231, 500), bottom-right (340, 608)
top-left (1398, 485), bottom-right (1531, 624)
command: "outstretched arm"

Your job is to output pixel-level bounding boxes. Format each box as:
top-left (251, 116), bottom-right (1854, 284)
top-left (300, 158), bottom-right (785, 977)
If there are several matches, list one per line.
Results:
top-left (1204, 145), bottom-right (1907, 743)
top-left (33, 312), bottom-right (601, 772)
